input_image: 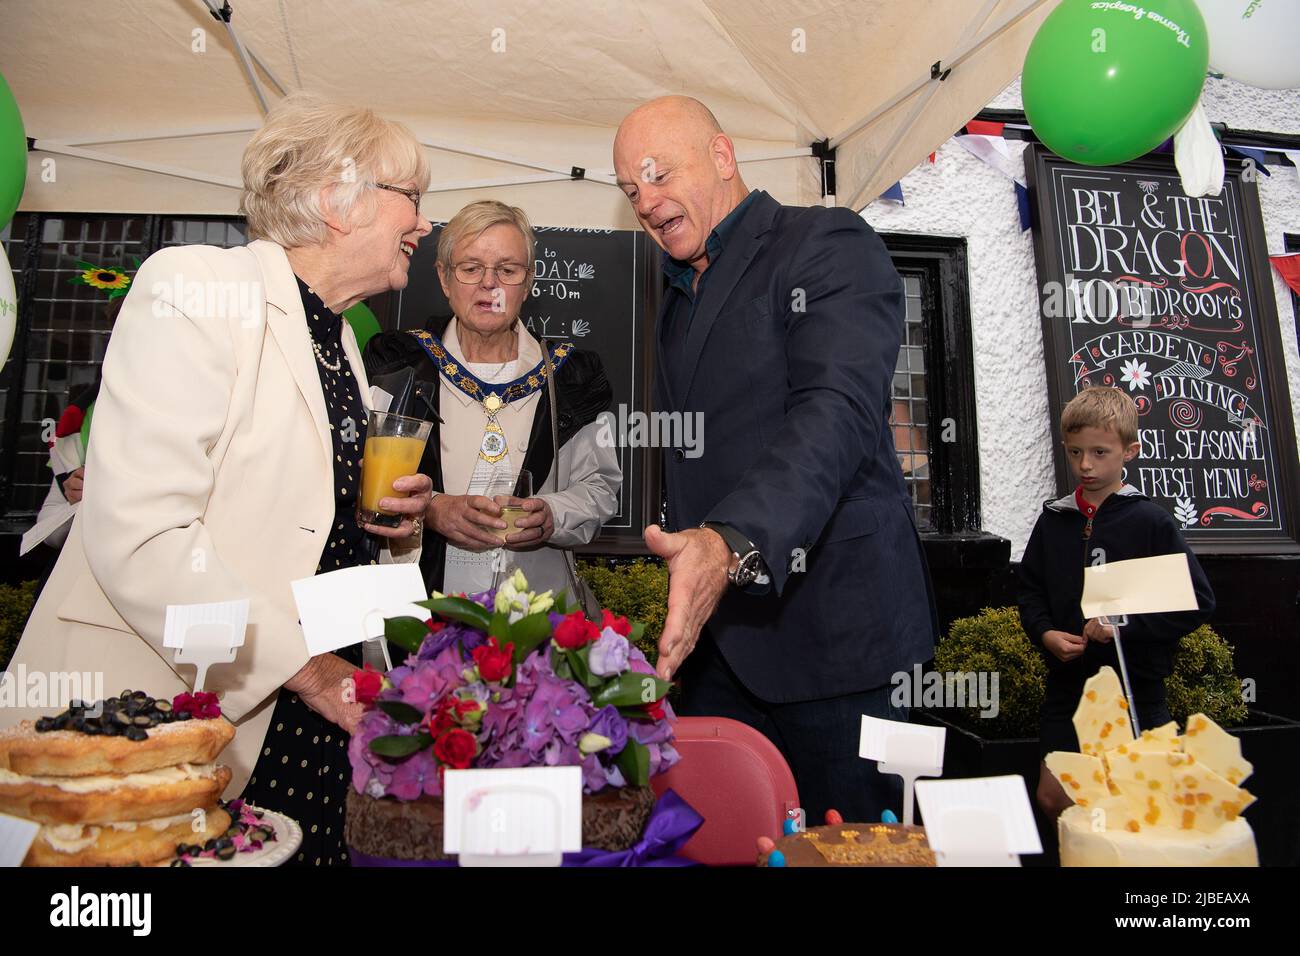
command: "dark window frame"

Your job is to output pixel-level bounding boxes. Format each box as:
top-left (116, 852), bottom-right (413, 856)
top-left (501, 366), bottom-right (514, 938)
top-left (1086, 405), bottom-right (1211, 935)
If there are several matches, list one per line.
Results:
top-left (881, 233), bottom-right (983, 536)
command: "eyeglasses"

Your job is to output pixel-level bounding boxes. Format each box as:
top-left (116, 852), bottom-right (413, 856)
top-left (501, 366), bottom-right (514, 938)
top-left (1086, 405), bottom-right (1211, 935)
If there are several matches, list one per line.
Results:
top-left (374, 182), bottom-right (422, 214)
top-left (452, 261), bottom-right (529, 286)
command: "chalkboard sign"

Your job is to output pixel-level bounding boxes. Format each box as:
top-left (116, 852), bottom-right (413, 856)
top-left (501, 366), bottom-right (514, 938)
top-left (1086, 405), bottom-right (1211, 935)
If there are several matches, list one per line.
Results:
top-left (391, 224), bottom-right (659, 553)
top-left (1026, 147), bottom-right (1300, 553)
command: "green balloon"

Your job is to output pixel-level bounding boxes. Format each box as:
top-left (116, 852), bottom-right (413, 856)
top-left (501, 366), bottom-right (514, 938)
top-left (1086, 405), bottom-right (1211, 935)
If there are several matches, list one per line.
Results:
top-left (0, 73), bottom-right (26, 231)
top-left (343, 301), bottom-right (382, 352)
top-left (1022, 0), bottom-right (1208, 167)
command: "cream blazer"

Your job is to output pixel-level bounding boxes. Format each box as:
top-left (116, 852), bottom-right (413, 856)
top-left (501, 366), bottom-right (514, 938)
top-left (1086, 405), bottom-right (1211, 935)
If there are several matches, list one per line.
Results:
top-left (2, 239), bottom-right (418, 796)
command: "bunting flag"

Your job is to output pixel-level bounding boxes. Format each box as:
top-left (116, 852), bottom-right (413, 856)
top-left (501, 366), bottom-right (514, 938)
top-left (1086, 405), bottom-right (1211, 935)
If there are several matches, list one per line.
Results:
top-left (955, 130), bottom-right (1030, 230)
top-left (880, 181), bottom-right (905, 204)
top-left (1223, 144), bottom-right (1272, 178)
top-left (1270, 254), bottom-right (1300, 299)
top-left (965, 119), bottom-right (1005, 138)
top-left (1284, 151), bottom-right (1300, 186)
top-left (1015, 182), bottom-right (1033, 232)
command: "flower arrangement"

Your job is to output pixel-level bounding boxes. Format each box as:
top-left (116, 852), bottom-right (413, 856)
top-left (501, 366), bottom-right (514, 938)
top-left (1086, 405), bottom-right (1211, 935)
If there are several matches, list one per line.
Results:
top-left (348, 570), bottom-right (678, 801)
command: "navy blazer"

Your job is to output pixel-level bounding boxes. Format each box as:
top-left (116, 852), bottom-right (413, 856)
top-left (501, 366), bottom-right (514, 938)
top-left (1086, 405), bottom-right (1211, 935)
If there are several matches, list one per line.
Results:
top-left (658, 190), bottom-right (938, 703)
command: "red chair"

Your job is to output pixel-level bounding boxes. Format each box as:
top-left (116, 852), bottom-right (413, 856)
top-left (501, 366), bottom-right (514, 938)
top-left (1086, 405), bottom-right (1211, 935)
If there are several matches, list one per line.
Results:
top-left (651, 716), bottom-right (800, 866)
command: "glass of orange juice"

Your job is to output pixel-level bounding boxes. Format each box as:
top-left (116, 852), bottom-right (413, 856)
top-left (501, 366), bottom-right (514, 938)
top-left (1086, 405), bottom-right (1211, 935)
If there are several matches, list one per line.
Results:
top-left (357, 411), bottom-right (433, 528)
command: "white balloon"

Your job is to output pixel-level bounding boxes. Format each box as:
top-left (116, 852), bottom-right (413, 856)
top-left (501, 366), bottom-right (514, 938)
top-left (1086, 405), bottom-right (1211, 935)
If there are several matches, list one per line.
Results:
top-left (1197, 0), bottom-right (1300, 90)
top-left (0, 241), bottom-right (16, 368)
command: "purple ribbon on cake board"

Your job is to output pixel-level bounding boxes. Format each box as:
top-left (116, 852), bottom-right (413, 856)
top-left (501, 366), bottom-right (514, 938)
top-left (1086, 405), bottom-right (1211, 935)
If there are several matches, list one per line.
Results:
top-left (348, 789), bottom-right (705, 868)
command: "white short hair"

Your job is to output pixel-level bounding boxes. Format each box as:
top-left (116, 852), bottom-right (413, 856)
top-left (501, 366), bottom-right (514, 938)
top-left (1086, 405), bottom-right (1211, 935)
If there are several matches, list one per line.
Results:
top-left (437, 199), bottom-right (536, 279)
top-left (240, 93), bottom-right (431, 248)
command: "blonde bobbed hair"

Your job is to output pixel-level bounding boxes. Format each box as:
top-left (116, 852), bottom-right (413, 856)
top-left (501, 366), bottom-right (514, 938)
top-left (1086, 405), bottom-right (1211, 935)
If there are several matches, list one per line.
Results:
top-left (240, 92), bottom-right (431, 248)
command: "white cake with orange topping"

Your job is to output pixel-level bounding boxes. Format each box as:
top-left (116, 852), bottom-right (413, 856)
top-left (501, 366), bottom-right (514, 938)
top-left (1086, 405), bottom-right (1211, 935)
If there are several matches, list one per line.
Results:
top-left (1048, 667), bottom-right (1257, 867)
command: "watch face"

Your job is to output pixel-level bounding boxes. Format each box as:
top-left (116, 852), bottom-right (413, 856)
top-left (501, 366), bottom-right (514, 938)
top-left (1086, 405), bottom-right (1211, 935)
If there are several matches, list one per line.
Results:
top-left (732, 552), bottom-right (761, 586)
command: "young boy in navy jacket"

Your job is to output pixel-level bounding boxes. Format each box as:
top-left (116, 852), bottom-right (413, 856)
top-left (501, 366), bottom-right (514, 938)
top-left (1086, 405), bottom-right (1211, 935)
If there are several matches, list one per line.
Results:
top-left (1018, 387), bottom-right (1215, 819)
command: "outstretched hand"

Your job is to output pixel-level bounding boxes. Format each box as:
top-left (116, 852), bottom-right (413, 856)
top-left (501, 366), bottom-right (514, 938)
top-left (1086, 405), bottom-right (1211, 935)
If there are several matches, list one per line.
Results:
top-left (644, 524), bottom-right (732, 680)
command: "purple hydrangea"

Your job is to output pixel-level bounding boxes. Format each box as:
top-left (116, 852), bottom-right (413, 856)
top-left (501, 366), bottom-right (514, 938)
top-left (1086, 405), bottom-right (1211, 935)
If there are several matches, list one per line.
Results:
top-left (350, 590), bottom-right (680, 799)
top-left (387, 747), bottom-right (442, 800)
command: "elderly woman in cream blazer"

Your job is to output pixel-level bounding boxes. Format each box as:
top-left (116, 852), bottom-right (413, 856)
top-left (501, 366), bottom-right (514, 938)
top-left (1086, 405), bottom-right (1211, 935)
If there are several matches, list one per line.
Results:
top-left (3, 94), bottom-right (433, 866)
top-left (365, 200), bottom-right (621, 602)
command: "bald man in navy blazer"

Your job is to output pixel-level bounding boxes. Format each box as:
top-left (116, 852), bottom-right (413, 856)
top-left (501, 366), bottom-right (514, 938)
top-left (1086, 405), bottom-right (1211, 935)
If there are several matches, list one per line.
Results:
top-left (614, 96), bottom-right (939, 822)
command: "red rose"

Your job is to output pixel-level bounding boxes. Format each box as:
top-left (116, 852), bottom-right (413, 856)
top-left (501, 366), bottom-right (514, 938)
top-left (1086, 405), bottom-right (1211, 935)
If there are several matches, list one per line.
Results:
top-left (434, 728), bottom-right (478, 769)
top-left (553, 610), bottom-right (600, 649)
top-left (352, 665), bottom-right (382, 708)
top-left (454, 698), bottom-right (481, 717)
top-left (642, 695), bottom-right (667, 721)
top-left (471, 637), bottom-right (515, 683)
top-left (429, 697), bottom-right (456, 735)
top-left (425, 619), bottom-right (446, 634)
top-left (600, 609), bottom-right (632, 637)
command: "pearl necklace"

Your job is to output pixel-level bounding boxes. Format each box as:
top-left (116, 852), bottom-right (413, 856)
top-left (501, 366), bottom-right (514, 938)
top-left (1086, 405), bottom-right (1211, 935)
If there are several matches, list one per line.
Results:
top-left (307, 309), bottom-right (343, 372)
top-left (312, 339), bottom-right (342, 373)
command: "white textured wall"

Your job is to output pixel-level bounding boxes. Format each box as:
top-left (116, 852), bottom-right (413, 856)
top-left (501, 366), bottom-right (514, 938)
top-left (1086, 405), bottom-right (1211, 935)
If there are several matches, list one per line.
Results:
top-left (861, 76), bottom-right (1300, 560)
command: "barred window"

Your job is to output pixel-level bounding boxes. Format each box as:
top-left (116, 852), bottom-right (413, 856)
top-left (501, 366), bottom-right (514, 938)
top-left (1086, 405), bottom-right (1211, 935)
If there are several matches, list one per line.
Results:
top-left (0, 214), bottom-right (245, 528)
top-left (892, 272), bottom-right (931, 528)
top-left (883, 235), bottom-right (981, 536)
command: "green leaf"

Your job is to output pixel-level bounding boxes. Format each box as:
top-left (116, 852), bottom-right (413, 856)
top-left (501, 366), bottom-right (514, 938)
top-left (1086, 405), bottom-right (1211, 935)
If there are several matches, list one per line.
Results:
top-left (369, 733), bottom-right (431, 758)
top-left (551, 589), bottom-right (573, 615)
top-left (510, 612), bottom-right (554, 663)
top-left (554, 653), bottom-right (574, 682)
top-left (488, 611), bottom-right (511, 642)
top-left (376, 699), bottom-right (423, 725)
top-left (615, 739), bottom-right (651, 787)
top-left (509, 609), bottom-right (553, 646)
top-left (415, 596), bottom-right (492, 631)
top-left (385, 615), bottom-right (431, 654)
top-left (629, 621), bottom-right (646, 644)
top-left (567, 647), bottom-right (592, 687)
top-left (592, 672), bottom-right (670, 708)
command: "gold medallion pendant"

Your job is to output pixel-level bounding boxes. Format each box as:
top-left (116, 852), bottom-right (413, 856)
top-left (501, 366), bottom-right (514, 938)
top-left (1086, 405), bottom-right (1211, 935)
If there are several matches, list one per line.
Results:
top-left (480, 420), bottom-right (508, 463)
top-left (483, 392), bottom-right (504, 414)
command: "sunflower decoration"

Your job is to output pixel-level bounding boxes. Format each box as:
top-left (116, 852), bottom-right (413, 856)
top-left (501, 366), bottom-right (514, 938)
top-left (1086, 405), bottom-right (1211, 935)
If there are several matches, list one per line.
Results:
top-left (67, 258), bottom-right (140, 300)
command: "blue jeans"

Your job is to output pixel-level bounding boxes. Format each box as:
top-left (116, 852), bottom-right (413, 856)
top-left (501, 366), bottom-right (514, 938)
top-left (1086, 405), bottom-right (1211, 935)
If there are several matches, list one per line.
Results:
top-left (678, 632), bottom-right (906, 825)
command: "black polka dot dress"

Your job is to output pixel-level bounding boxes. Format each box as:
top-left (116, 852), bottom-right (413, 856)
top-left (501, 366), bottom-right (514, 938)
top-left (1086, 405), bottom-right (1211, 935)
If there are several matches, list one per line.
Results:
top-left (239, 279), bottom-right (379, 867)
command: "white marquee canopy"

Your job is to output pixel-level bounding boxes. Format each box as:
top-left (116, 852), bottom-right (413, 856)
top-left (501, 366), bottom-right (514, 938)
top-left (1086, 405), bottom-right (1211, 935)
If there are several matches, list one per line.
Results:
top-left (2, 0), bottom-right (1058, 227)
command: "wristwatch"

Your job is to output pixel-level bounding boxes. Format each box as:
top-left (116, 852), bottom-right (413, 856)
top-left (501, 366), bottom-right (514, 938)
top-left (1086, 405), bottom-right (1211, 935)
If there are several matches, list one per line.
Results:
top-left (700, 521), bottom-right (766, 588)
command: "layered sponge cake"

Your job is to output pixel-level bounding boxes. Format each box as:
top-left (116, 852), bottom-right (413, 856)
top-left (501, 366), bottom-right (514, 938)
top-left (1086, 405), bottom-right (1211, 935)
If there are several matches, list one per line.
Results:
top-left (0, 691), bottom-right (236, 866)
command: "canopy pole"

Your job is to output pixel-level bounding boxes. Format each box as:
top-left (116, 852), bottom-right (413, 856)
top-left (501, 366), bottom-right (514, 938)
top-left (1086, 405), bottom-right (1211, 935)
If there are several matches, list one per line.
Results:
top-left (417, 138), bottom-right (617, 185)
top-left (839, 0), bottom-right (1047, 209)
top-left (831, 0), bottom-right (1045, 150)
top-left (735, 148), bottom-right (814, 164)
top-left (200, 0), bottom-right (270, 114)
top-left (41, 124), bottom-right (261, 147)
top-left (197, 0), bottom-right (290, 95)
top-left (30, 140), bottom-right (243, 189)
top-left (424, 172), bottom-right (579, 193)
top-left (841, 79), bottom-right (944, 210)
top-left (247, 46), bottom-right (289, 97)
top-left (811, 140), bottom-right (837, 204)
